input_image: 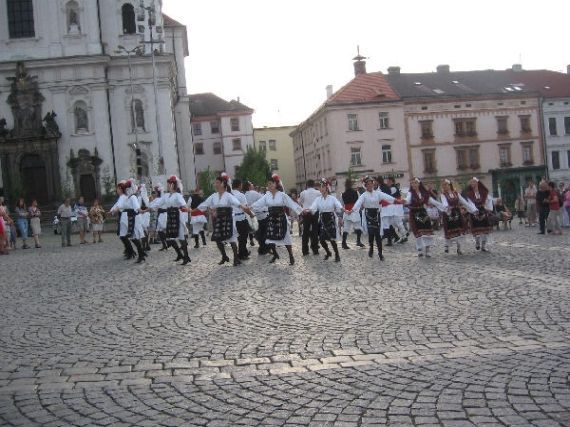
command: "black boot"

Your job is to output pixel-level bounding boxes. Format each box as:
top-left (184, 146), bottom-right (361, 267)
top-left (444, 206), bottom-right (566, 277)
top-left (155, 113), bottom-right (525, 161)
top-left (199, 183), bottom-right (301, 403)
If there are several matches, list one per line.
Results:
top-left (368, 235), bottom-right (374, 257)
top-left (143, 236), bottom-right (151, 251)
top-left (356, 230), bottom-right (365, 247)
top-left (231, 243), bottom-right (241, 266)
top-left (180, 241), bottom-right (191, 265)
top-left (193, 235), bottom-right (200, 248)
top-left (269, 244), bottom-right (280, 263)
top-left (158, 231), bottom-right (168, 251)
top-left (331, 241), bottom-right (340, 262)
top-left (249, 234), bottom-right (255, 246)
top-left (121, 236), bottom-right (135, 259)
top-left (171, 241), bottom-right (183, 262)
top-left (322, 240), bottom-right (332, 260)
top-left (216, 242), bottom-right (230, 264)
top-left (376, 236), bottom-right (384, 261)
top-left (133, 239), bottom-right (146, 263)
top-left (342, 232), bottom-right (349, 249)
top-left (200, 230), bottom-right (207, 246)
top-left (286, 245), bottom-right (295, 265)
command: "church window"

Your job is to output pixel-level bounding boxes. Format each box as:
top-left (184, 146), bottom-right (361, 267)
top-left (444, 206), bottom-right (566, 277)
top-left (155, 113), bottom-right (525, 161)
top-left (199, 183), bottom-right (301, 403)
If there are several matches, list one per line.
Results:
top-left (122, 3), bottom-right (136, 34)
top-left (131, 99), bottom-right (145, 131)
top-left (7, 0), bottom-right (35, 38)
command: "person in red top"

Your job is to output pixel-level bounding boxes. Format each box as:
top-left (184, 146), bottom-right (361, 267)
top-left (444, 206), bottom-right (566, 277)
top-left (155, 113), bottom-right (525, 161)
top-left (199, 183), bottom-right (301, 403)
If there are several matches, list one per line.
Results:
top-left (546, 181), bottom-right (562, 235)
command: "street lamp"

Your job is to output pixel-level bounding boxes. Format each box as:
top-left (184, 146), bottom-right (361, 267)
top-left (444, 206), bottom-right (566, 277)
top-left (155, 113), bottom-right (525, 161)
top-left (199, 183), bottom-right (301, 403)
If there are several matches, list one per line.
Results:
top-left (116, 44), bottom-right (143, 178)
top-left (138, 0), bottom-right (165, 175)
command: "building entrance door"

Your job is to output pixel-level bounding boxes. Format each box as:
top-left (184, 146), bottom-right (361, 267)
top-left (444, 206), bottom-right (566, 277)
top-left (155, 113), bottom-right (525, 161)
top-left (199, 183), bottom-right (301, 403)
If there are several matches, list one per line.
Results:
top-left (21, 154), bottom-right (48, 204)
top-left (80, 174), bottom-right (97, 202)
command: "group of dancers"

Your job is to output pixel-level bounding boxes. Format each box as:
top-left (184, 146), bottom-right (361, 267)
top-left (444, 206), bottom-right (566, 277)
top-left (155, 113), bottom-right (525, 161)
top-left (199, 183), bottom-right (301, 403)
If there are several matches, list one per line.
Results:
top-left (108, 172), bottom-right (495, 267)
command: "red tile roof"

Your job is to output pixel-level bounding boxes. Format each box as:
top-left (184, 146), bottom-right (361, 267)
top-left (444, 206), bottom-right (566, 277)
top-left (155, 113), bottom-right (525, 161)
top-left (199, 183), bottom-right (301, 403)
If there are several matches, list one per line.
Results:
top-left (505, 70), bottom-right (570, 98)
top-left (328, 72), bottom-right (400, 105)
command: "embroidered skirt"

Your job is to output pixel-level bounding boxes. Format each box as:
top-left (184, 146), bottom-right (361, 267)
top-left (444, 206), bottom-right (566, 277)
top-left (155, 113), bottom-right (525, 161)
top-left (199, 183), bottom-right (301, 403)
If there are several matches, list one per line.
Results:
top-left (266, 207), bottom-right (287, 241)
top-left (319, 212), bottom-right (337, 241)
top-left (469, 206), bottom-right (492, 236)
top-left (211, 207), bottom-right (233, 242)
top-left (442, 206), bottom-right (466, 240)
top-left (166, 207), bottom-right (180, 239)
top-left (409, 207), bottom-right (433, 238)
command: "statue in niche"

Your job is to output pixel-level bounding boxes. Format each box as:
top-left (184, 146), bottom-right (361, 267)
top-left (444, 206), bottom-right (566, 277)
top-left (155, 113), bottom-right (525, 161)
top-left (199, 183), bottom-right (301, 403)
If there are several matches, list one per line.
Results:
top-left (68, 8), bottom-right (80, 33)
top-left (6, 62), bottom-right (45, 136)
top-left (74, 105), bottom-right (88, 131)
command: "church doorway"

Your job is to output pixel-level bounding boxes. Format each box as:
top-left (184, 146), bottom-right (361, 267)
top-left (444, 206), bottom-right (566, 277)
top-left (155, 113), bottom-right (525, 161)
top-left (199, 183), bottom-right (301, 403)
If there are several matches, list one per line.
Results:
top-left (21, 154), bottom-right (48, 204)
top-left (80, 174), bottom-right (97, 202)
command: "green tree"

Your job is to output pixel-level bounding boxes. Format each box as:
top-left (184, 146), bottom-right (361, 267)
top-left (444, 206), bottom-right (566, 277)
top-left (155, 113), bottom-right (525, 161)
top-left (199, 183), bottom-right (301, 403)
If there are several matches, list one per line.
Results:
top-left (236, 146), bottom-right (271, 187)
top-left (197, 166), bottom-right (216, 197)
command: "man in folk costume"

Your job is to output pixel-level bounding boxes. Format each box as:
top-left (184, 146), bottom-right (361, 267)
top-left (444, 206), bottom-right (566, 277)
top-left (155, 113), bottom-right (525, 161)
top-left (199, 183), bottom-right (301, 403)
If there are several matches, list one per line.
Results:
top-left (298, 179), bottom-right (321, 256)
top-left (165, 175), bottom-right (191, 265)
top-left (404, 177), bottom-right (443, 257)
top-left (465, 177), bottom-right (494, 252)
top-left (197, 173), bottom-right (254, 266)
top-left (341, 179), bottom-right (365, 249)
top-left (231, 178), bottom-right (251, 260)
top-left (348, 176), bottom-right (402, 261)
top-left (124, 179), bottom-right (147, 263)
top-left (307, 178), bottom-right (344, 262)
top-left (189, 189), bottom-right (207, 248)
top-left (149, 183), bottom-right (169, 251)
top-left (439, 179), bottom-right (477, 255)
top-left (245, 180), bottom-right (268, 253)
top-left (109, 179), bottom-right (136, 260)
top-left (381, 177), bottom-right (409, 246)
top-left (137, 183), bottom-right (151, 252)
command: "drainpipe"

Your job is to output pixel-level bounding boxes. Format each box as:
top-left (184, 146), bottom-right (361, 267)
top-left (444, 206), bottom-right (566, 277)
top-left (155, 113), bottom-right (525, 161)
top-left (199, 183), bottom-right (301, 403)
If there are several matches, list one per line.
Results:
top-left (538, 96), bottom-right (549, 181)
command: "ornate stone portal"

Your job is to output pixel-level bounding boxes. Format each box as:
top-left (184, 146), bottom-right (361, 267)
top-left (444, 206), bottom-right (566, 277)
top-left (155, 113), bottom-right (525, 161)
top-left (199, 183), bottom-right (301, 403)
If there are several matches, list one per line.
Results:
top-left (0, 62), bottom-right (61, 205)
top-left (67, 148), bottom-right (103, 202)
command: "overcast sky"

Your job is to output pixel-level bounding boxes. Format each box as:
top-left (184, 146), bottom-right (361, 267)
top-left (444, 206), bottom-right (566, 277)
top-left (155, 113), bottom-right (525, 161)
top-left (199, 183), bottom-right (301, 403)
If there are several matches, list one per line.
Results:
top-left (162, 0), bottom-right (570, 128)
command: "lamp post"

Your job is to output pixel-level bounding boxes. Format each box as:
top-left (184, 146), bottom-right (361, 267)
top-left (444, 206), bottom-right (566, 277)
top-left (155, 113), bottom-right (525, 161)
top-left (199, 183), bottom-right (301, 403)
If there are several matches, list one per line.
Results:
top-left (138, 0), bottom-right (165, 175)
top-left (116, 44), bottom-right (142, 178)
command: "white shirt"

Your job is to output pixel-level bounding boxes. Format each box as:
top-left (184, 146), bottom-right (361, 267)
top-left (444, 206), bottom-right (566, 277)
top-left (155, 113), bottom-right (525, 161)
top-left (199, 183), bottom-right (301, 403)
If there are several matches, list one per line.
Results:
top-left (197, 191), bottom-right (242, 211)
top-left (298, 187), bottom-right (321, 209)
top-left (252, 191), bottom-right (303, 215)
top-left (440, 191), bottom-right (477, 214)
top-left (309, 194), bottom-right (343, 214)
top-left (352, 190), bottom-right (396, 211)
top-left (231, 190), bottom-right (248, 217)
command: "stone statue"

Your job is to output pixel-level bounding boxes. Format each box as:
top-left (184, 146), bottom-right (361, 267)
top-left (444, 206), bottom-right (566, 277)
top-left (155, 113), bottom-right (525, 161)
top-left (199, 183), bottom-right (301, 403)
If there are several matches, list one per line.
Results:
top-left (74, 105), bottom-right (88, 131)
top-left (6, 62), bottom-right (45, 136)
top-left (43, 111), bottom-right (60, 137)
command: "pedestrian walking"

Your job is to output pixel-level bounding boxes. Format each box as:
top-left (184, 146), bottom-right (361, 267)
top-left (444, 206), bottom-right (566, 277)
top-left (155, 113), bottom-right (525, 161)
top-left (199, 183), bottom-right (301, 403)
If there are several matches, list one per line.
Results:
top-left (74, 196), bottom-right (89, 244)
top-left (14, 198), bottom-right (30, 249)
top-left (57, 198), bottom-right (73, 247)
top-left (28, 199), bottom-right (42, 248)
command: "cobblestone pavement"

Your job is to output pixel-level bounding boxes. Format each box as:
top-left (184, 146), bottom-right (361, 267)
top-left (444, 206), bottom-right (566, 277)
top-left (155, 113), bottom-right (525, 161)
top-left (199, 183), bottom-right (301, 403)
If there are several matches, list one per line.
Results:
top-left (0, 225), bottom-right (569, 426)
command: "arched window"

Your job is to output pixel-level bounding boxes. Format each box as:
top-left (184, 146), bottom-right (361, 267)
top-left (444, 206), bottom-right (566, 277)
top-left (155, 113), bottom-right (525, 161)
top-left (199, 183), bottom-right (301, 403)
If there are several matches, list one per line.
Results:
top-left (131, 99), bottom-right (145, 131)
top-left (121, 3), bottom-right (136, 34)
top-left (66, 1), bottom-right (80, 34)
top-left (74, 101), bottom-right (89, 133)
top-left (135, 148), bottom-right (149, 179)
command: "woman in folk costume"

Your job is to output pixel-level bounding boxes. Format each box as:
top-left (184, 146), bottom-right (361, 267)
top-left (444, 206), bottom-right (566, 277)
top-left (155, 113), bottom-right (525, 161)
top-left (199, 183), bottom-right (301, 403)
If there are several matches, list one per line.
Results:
top-left (348, 176), bottom-right (401, 261)
top-left (197, 173), bottom-right (253, 266)
top-left (307, 178), bottom-right (344, 262)
top-left (189, 190), bottom-right (208, 249)
top-left (404, 177), bottom-right (442, 258)
top-left (251, 174), bottom-right (303, 265)
top-left (465, 177), bottom-right (494, 252)
top-left (149, 183), bottom-right (169, 251)
top-left (341, 179), bottom-right (365, 249)
top-left (126, 179), bottom-right (147, 263)
top-left (164, 175), bottom-right (191, 265)
top-left (109, 180), bottom-right (135, 259)
top-left (439, 179), bottom-right (477, 255)
top-left (137, 183), bottom-right (151, 252)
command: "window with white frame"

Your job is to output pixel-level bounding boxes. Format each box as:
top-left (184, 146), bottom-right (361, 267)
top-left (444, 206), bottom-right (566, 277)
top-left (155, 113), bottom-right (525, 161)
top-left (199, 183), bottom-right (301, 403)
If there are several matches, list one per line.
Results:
top-left (210, 121), bottom-right (219, 134)
top-left (552, 151), bottom-right (560, 170)
top-left (521, 142), bottom-right (534, 164)
top-left (230, 118), bottom-right (239, 132)
top-left (270, 159), bottom-right (278, 170)
top-left (213, 141), bottom-right (222, 155)
top-left (565, 117), bottom-right (570, 135)
top-left (347, 114), bottom-right (359, 131)
top-left (499, 144), bottom-right (511, 167)
top-left (548, 117), bottom-right (558, 136)
top-left (194, 142), bottom-right (204, 155)
top-left (350, 147), bottom-right (362, 166)
top-left (7, 0), bottom-right (35, 39)
top-left (192, 123), bottom-right (202, 136)
top-left (232, 138), bottom-right (241, 151)
top-left (131, 99), bottom-right (145, 131)
top-left (382, 144), bottom-right (392, 163)
top-left (268, 139), bottom-right (276, 151)
top-left (379, 112), bottom-right (389, 129)
top-left (258, 140), bottom-right (266, 151)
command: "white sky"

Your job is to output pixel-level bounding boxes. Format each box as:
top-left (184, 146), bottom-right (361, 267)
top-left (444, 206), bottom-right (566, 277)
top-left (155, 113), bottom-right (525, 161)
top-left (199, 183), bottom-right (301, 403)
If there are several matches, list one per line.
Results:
top-left (162, 0), bottom-right (570, 128)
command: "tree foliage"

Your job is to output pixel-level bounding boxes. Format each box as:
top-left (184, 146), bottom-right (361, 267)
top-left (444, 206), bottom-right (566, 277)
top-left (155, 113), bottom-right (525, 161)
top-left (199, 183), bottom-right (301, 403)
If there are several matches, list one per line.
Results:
top-left (197, 166), bottom-right (216, 197)
top-left (236, 147), bottom-right (271, 187)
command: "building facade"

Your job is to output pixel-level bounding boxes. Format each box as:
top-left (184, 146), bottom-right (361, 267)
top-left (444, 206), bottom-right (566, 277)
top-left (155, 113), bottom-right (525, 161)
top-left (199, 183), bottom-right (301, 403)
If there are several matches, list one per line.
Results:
top-left (253, 125), bottom-right (296, 191)
top-left (189, 93), bottom-right (254, 183)
top-left (0, 0), bottom-right (194, 204)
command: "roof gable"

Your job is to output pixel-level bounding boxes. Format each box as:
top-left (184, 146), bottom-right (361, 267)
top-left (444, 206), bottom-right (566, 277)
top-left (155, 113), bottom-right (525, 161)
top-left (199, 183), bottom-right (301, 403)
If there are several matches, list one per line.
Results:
top-left (189, 93), bottom-right (253, 117)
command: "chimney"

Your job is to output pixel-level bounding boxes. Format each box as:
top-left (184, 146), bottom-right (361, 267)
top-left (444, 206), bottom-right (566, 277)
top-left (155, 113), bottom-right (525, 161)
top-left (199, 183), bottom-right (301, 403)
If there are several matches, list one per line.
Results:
top-left (352, 46), bottom-right (367, 76)
top-left (326, 85), bottom-right (333, 99)
top-left (512, 64), bottom-right (523, 72)
top-left (436, 64), bottom-right (450, 73)
top-left (387, 66), bottom-right (401, 75)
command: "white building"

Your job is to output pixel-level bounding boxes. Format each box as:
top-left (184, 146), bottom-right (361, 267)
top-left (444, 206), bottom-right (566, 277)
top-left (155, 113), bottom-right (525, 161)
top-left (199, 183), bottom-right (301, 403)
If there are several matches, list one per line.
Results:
top-left (189, 93), bottom-right (254, 183)
top-left (0, 0), bottom-right (194, 204)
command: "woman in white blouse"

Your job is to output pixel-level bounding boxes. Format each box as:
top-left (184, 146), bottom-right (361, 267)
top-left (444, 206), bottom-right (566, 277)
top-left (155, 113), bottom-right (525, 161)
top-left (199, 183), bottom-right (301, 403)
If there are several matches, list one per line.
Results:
top-left (109, 180), bottom-right (136, 260)
top-left (197, 173), bottom-right (253, 266)
top-left (251, 174), bottom-right (303, 265)
top-left (307, 178), bottom-right (344, 262)
top-left (464, 177), bottom-right (494, 252)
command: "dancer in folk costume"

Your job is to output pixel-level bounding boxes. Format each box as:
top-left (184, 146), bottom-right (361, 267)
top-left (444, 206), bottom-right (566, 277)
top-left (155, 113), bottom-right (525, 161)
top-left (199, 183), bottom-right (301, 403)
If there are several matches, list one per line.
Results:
top-left (349, 176), bottom-right (401, 261)
top-left (465, 177), bottom-right (494, 252)
top-left (251, 174), bottom-right (303, 265)
top-left (245, 181), bottom-right (269, 255)
top-left (149, 183), bottom-right (169, 251)
top-left (189, 190), bottom-right (208, 248)
top-left (108, 180), bottom-right (136, 261)
top-left (381, 178), bottom-right (409, 245)
top-left (404, 177), bottom-right (442, 258)
top-left (439, 179), bottom-right (477, 255)
top-left (126, 179), bottom-right (147, 263)
top-left (341, 179), bottom-right (365, 249)
top-left (165, 175), bottom-right (191, 265)
top-left (138, 183), bottom-right (151, 252)
top-left (231, 179), bottom-right (251, 260)
top-left (307, 178), bottom-right (344, 262)
top-left (197, 173), bottom-right (253, 266)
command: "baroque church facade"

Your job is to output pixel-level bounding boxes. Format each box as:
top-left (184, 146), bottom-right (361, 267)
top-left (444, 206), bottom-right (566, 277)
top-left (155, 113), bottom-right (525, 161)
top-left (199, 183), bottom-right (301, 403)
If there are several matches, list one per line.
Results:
top-left (0, 0), bottom-right (194, 205)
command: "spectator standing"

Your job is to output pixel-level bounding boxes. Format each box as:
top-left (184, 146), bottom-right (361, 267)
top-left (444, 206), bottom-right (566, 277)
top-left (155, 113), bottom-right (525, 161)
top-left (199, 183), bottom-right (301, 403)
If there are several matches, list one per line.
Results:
top-left (524, 181), bottom-right (537, 226)
top-left (514, 195), bottom-right (525, 225)
top-left (0, 196), bottom-right (10, 254)
top-left (57, 198), bottom-right (73, 247)
top-left (89, 199), bottom-right (105, 243)
top-left (546, 182), bottom-right (562, 235)
top-left (74, 196), bottom-right (89, 244)
top-left (14, 198), bottom-right (30, 249)
top-left (28, 199), bottom-right (42, 248)
top-left (564, 183), bottom-right (570, 227)
top-left (536, 181), bottom-right (550, 235)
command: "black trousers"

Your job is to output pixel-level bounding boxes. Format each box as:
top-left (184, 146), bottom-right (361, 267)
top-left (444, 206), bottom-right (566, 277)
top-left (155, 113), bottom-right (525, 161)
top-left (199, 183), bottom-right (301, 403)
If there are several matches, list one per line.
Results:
top-left (538, 207), bottom-right (550, 233)
top-left (235, 218), bottom-right (250, 258)
top-left (256, 217), bottom-right (269, 254)
top-left (301, 212), bottom-right (320, 254)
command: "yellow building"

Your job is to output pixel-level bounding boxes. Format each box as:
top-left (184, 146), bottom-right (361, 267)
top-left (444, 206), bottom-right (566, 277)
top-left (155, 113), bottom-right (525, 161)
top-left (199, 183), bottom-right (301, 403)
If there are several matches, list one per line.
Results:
top-left (253, 126), bottom-right (296, 191)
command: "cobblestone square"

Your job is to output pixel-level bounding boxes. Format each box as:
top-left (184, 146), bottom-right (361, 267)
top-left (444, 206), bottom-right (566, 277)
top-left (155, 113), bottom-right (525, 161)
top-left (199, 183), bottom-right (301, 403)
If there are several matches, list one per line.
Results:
top-left (0, 227), bottom-right (569, 426)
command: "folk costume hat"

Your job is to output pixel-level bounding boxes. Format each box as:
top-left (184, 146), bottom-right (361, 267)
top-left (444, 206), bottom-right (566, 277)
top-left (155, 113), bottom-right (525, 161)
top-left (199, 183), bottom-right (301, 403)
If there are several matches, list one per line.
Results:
top-left (319, 177), bottom-right (332, 193)
top-left (217, 172), bottom-right (232, 192)
top-left (167, 175), bottom-right (183, 192)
